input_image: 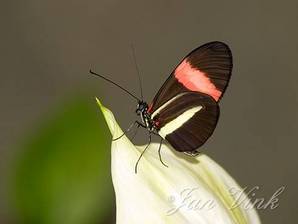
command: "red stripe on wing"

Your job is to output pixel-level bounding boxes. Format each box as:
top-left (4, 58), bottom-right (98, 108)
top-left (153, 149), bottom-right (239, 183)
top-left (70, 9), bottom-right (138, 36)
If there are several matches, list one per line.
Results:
top-left (147, 103), bottom-right (153, 113)
top-left (174, 59), bottom-right (222, 101)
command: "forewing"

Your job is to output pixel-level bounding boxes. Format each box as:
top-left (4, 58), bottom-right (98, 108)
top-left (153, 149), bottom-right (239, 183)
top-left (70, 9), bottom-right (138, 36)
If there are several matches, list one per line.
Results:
top-left (152, 92), bottom-right (219, 152)
top-left (148, 41), bottom-right (232, 113)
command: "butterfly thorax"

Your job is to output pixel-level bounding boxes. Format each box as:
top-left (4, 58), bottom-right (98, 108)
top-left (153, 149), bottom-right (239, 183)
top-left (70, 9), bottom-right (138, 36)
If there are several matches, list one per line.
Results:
top-left (136, 101), bottom-right (156, 132)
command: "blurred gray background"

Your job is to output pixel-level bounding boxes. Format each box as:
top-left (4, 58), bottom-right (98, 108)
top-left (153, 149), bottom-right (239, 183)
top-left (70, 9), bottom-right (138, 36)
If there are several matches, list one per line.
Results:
top-left (1, 0), bottom-right (297, 223)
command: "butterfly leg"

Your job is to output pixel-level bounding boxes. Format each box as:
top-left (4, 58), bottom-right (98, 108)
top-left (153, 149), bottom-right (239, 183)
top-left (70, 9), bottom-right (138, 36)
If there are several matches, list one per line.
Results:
top-left (128, 123), bottom-right (140, 142)
top-left (128, 121), bottom-right (148, 142)
top-left (112, 120), bottom-right (143, 141)
top-left (134, 132), bottom-right (152, 174)
top-left (158, 138), bottom-right (168, 168)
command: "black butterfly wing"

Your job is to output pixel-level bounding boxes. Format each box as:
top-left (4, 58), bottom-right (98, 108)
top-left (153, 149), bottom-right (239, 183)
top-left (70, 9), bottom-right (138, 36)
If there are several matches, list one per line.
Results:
top-left (151, 92), bottom-right (219, 152)
top-left (148, 41), bottom-right (232, 114)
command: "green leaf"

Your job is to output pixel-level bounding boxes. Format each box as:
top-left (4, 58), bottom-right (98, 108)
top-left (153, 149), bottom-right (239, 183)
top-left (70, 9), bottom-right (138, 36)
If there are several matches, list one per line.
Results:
top-left (12, 96), bottom-right (115, 224)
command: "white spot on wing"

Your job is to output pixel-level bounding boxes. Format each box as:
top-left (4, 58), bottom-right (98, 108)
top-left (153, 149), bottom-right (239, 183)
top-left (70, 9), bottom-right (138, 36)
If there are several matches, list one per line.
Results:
top-left (151, 93), bottom-right (187, 119)
top-left (159, 106), bottom-right (203, 138)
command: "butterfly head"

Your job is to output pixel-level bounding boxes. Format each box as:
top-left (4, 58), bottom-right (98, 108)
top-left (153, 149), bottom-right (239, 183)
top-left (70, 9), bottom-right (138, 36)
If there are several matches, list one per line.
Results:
top-left (136, 101), bottom-right (148, 115)
top-left (136, 101), bottom-right (154, 131)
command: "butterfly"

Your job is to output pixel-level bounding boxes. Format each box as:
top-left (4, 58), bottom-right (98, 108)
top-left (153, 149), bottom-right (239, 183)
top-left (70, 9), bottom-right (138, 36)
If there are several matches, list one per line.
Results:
top-left (91, 41), bottom-right (233, 172)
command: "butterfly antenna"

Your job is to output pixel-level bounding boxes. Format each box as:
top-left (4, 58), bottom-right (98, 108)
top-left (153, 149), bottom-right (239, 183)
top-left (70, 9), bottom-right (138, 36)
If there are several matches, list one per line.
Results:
top-left (131, 44), bottom-right (144, 101)
top-left (90, 70), bottom-right (141, 102)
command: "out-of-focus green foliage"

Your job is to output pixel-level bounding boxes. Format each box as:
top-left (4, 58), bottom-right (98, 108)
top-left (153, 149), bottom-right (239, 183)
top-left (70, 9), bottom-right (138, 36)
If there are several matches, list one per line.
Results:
top-left (12, 96), bottom-right (115, 224)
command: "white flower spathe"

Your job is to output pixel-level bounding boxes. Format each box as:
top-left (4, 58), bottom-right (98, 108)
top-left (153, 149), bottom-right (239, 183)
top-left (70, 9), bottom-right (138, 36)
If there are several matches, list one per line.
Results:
top-left (96, 98), bottom-right (261, 224)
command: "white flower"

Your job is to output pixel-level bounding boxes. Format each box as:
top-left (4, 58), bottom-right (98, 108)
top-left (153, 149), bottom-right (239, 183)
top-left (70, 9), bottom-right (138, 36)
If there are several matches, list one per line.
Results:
top-left (96, 98), bottom-right (261, 224)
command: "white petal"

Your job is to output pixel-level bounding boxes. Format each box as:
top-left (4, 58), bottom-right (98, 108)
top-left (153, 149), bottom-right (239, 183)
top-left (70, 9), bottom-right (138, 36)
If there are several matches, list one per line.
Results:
top-left (96, 98), bottom-right (261, 224)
